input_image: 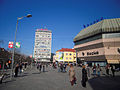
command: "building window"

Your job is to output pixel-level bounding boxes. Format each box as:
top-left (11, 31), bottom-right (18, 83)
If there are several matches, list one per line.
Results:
top-left (36, 35), bottom-right (39, 37)
top-left (69, 57), bottom-right (72, 60)
top-left (69, 53), bottom-right (72, 56)
top-left (66, 57), bottom-right (68, 60)
top-left (66, 53), bottom-right (68, 55)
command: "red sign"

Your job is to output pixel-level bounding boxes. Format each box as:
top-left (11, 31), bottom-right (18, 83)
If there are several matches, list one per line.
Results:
top-left (8, 42), bottom-right (13, 48)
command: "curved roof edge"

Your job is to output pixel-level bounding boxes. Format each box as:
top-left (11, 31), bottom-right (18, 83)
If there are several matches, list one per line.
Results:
top-left (74, 18), bottom-right (120, 42)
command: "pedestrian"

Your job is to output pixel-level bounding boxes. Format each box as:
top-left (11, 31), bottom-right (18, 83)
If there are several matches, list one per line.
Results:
top-left (86, 64), bottom-right (90, 78)
top-left (39, 63), bottom-right (42, 72)
top-left (97, 64), bottom-right (101, 76)
top-left (92, 64), bottom-right (96, 76)
top-left (106, 64), bottom-right (110, 75)
top-left (81, 65), bottom-right (88, 87)
top-left (19, 63), bottom-right (23, 74)
top-left (60, 63), bottom-right (63, 72)
top-left (58, 63), bottom-right (61, 72)
top-left (63, 63), bottom-right (66, 72)
top-left (111, 65), bottom-right (115, 77)
top-left (46, 63), bottom-right (48, 68)
top-left (37, 63), bottom-right (39, 69)
top-left (24, 63), bottom-right (27, 70)
top-left (43, 64), bottom-right (45, 72)
top-left (69, 64), bottom-right (76, 86)
top-left (14, 64), bottom-right (19, 77)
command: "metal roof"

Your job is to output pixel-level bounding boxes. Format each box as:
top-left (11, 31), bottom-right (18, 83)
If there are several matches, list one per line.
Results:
top-left (74, 18), bottom-right (120, 42)
top-left (56, 48), bottom-right (76, 52)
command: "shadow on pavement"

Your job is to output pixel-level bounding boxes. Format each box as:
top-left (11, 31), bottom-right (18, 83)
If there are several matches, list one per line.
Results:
top-left (18, 74), bottom-right (28, 77)
top-left (88, 75), bottom-right (120, 90)
top-left (32, 71), bottom-right (48, 74)
top-left (2, 79), bottom-right (16, 84)
top-left (32, 72), bottom-right (41, 74)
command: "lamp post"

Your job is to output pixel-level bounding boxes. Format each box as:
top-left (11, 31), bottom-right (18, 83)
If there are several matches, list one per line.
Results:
top-left (10, 14), bottom-right (32, 80)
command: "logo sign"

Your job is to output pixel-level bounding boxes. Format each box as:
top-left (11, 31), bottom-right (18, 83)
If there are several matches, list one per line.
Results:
top-left (16, 42), bottom-right (20, 48)
top-left (8, 42), bottom-right (13, 48)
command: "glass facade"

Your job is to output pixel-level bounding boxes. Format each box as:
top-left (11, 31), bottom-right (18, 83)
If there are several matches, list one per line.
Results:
top-left (102, 33), bottom-right (120, 39)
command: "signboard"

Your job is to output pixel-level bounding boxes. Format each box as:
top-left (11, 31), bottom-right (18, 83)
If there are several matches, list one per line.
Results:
top-left (58, 52), bottom-right (64, 61)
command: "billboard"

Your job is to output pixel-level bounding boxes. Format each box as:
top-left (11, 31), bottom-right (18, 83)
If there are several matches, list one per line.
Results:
top-left (58, 52), bottom-right (64, 61)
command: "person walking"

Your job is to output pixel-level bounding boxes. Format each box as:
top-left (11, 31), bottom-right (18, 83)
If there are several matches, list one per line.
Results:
top-left (60, 63), bottom-right (63, 72)
top-left (106, 64), bottom-right (110, 75)
top-left (58, 63), bottom-right (61, 72)
top-left (63, 63), bottom-right (66, 72)
top-left (19, 63), bottom-right (23, 74)
top-left (81, 65), bottom-right (88, 87)
top-left (39, 63), bottom-right (42, 72)
top-left (92, 64), bottom-right (96, 76)
top-left (111, 65), bottom-right (115, 77)
top-left (37, 63), bottom-right (39, 69)
top-left (69, 64), bottom-right (76, 86)
top-left (14, 64), bottom-right (19, 77)
top-left (97, 64), bottom-right (101, 76)
top-left (86, 64), bottom-right (90, 78)
top-left (24, 63), bottom-right (27, 70)
top-left (43, 64), bottom-right (45, 72)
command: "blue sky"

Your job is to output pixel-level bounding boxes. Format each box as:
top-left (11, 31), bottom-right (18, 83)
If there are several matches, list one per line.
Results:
top-left (0, 0), bottom-right (120, 56)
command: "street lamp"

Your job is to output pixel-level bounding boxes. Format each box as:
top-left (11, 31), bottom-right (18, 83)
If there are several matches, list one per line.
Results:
top-left (10, 14), bottom-right (32, 80)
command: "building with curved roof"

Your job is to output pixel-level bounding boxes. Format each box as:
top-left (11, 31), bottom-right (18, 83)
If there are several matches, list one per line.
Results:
top-left (74, 18), bottom-right (120, 66)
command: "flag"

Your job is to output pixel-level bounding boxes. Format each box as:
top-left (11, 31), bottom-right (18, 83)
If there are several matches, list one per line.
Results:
top-left (16, 42), bottom-right (20, 48)
top-left (8, 42), bottom-right (13, 48)
top-left (83, 25), bottom-right (86, 28)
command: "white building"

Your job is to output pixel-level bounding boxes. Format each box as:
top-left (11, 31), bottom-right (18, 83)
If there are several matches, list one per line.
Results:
top-left (34, 29), bottom-right (52, 62)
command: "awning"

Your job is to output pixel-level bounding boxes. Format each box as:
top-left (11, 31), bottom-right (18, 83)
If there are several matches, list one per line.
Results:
top-left (107, 60), bottom-right (120, 64)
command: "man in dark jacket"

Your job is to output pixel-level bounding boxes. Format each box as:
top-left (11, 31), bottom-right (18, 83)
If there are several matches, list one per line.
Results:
top-left (15, 64), bottom-right (19, 77)
top-left (111, 65), bottom-right (115, 77)
top-left (82, 65), bottom-right (88, 87)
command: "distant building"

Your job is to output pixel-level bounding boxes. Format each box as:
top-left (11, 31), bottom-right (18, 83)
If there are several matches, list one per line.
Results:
top-left (55, 48), bottom-right (76, 63)
top-left (34, 29), bottom-right (52, 62)
top-left (73, 18), bottom-right (120, 66)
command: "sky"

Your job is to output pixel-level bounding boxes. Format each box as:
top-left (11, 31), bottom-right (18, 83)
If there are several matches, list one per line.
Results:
top-left (0, 0), bottom-right (120, 56)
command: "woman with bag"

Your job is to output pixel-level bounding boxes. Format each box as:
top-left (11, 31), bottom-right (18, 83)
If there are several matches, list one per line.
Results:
top-left (97, 64), bottom-right (101, 76)
top-left (82, 65), bottom-right (88, 87)
top-left (69, 64), bottom-right (76, 86)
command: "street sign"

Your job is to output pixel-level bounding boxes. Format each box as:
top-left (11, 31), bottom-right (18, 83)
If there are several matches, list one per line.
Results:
top-left (8, 42), bottom-right (13, 48)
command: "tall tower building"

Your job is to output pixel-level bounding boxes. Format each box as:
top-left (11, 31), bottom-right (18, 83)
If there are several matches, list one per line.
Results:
top-left (34, 29), bottom-right (52, 62)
